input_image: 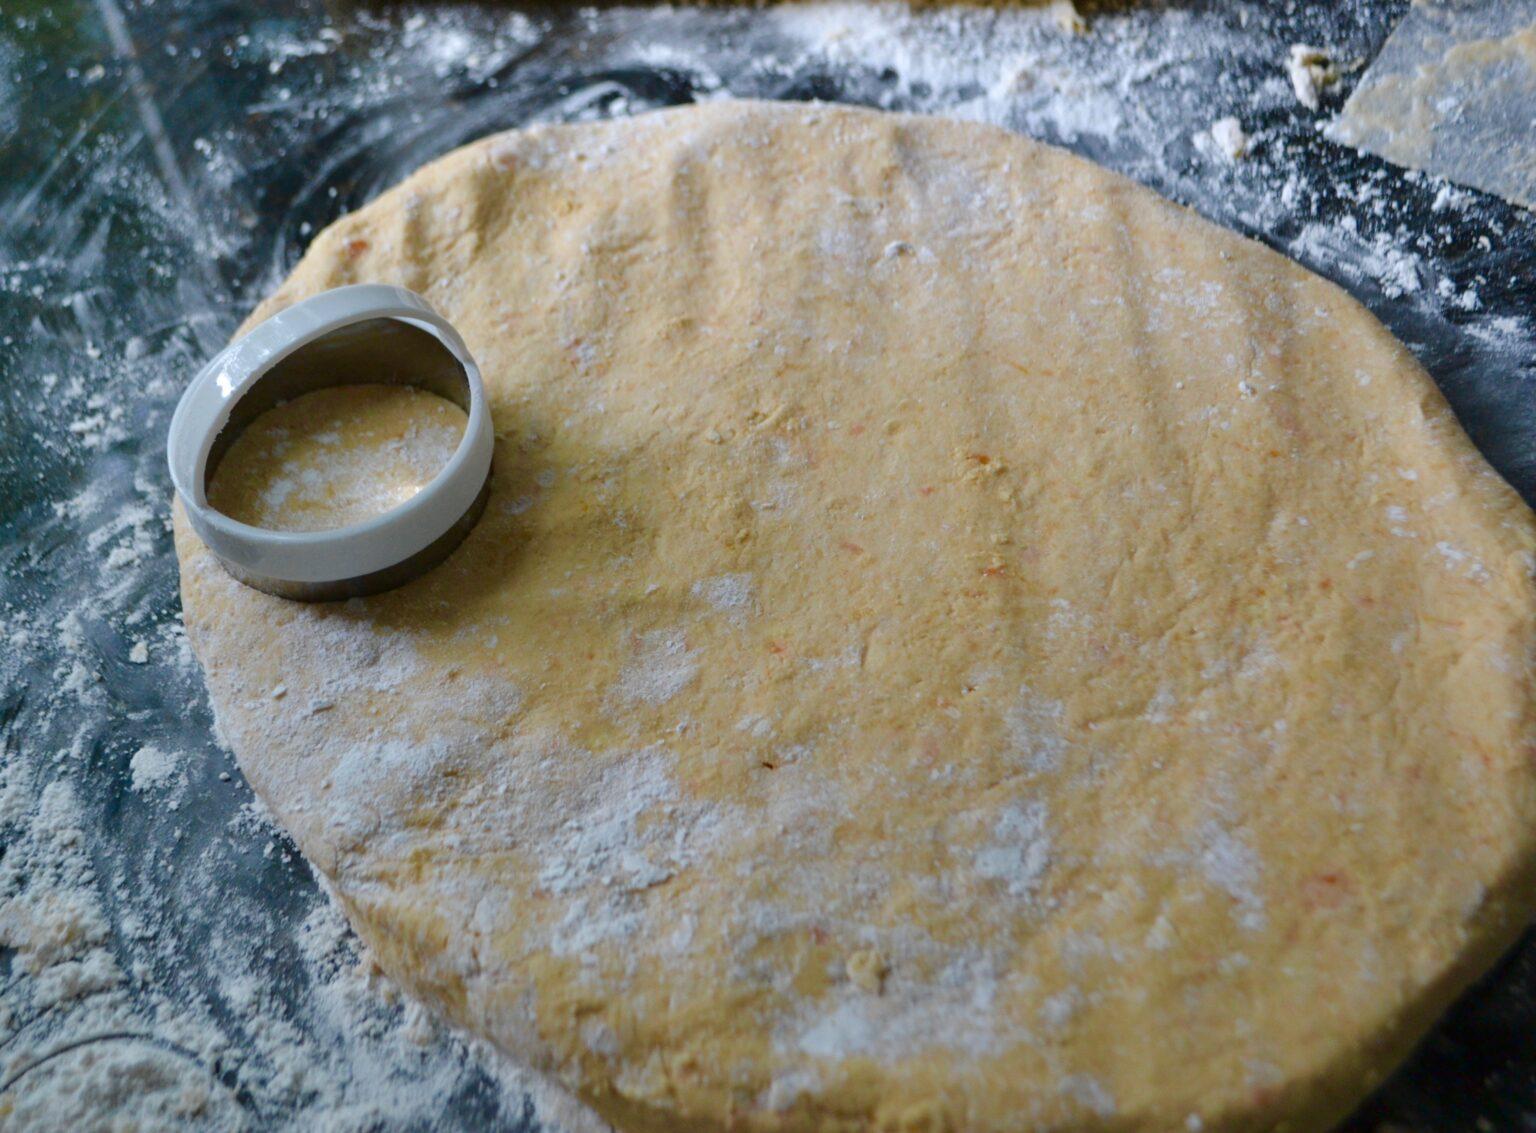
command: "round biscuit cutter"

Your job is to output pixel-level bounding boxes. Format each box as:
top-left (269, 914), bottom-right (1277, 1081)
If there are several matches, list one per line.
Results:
top-left (167, 284), bottom-right (493, 601)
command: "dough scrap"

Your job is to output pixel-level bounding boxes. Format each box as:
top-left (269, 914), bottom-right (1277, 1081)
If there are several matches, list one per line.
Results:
top-left (175, 101), bottom-right (1536, 1132)
top-left (1329, 3), bottom-right (1536, 210)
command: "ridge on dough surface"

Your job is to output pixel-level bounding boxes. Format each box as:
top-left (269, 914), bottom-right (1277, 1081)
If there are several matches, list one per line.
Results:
top-left (174, 101), bottom-right (1536, 1132)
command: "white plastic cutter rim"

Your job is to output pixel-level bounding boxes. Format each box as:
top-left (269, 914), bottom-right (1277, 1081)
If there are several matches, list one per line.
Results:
top-left (166, 284), bottom-right (493, 595)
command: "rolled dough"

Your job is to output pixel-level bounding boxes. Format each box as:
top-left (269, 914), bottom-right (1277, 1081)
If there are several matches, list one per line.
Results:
top-left (174, 102), bottom-right (1536, 1132)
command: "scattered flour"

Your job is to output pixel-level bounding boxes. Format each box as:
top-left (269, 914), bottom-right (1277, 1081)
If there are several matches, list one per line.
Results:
top-left (5, 2), bottom-right (1533, 1129)
top-left (0, 759), bottom-right (606, 1133)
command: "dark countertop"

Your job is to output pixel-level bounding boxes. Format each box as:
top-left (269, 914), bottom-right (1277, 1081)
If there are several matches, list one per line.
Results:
top-left (2, 1), bottom-right (1534, 1129)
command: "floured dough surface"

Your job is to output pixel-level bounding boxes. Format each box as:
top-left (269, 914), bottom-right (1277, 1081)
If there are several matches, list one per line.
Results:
top-left (209, 384), bottom-right (467, 532)
top-left (174, 102), bottom-right (1536, 1132)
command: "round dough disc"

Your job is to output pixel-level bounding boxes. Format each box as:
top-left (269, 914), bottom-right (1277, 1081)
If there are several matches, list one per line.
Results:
top-left (174, 102), bottom-right (1536, 1132)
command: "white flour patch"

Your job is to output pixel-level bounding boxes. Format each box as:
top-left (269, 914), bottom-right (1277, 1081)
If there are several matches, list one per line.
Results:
top-left (1288, 222), bottom-right (1425, 299)
top-left (0, 1039), bottom-right (247, 1132)
top-left (614, 628), bottom-right (699, 705)
top-left (769, 2), bottom-right (1126, 140)
top-left (29, 948), bottom-right (121, 1011)
top-left (692, 572), bottom-right (755, 614)
top-left (1061, 1073), bottom-right (1118, 1117)
top-left (548, 893), bottom-right (644, 957)
top-left (128, 744), bottom-right (181, 792)
top-left (322, 737), bottom-right (458, 848)
top-left (536, 746), bottom-right (685, 896)
top-left (786, 952), bottom-right (1025, 1064)
top-left (517, 742), bottom-right (730, 960)
top-left (1004, 689), bottom-right (1069, 774)
top-left (736, 713), bottom-right (775, 738)
top-left (1142, 685), bottom-right (1176, 725)
top-left (760, 1067), bottom-right (822, 1112)
top-left (1435, 540), bottom-right (1491, 582)
top-left (1, 886), bottom-right (110, 976)
top-left (1196, 820), bottom-right (1266, 931)
top-left (973, 802), bottom-right (1053, 898)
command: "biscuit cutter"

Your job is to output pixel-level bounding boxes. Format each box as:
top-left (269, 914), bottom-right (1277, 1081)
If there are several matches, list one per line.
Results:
top-left (167, 284), bottom-right (493, 601)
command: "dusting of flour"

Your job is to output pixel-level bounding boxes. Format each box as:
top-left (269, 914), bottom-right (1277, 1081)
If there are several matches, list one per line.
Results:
top-left (4, 1), bottom-right (1534, 1129)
